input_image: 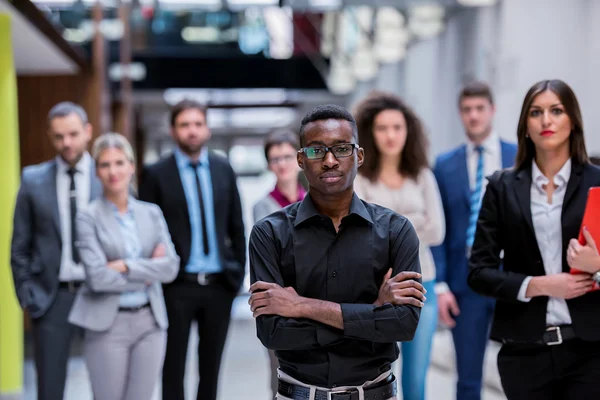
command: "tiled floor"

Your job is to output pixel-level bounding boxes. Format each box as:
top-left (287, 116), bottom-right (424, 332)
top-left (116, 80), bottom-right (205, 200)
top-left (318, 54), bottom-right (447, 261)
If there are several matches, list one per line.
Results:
top-left (20, 295), bottom-right (506, 400)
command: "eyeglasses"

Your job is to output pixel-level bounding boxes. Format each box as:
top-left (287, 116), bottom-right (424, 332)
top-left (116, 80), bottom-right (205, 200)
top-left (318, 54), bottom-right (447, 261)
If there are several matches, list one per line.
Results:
top-left (268, 155), bottom-right (296, 165)
top-left (299, 143), bottom-right (359, 160)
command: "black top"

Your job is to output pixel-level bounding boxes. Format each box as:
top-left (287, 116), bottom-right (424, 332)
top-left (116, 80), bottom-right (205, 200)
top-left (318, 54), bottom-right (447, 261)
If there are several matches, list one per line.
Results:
top-left (249, 193), bottom-right (421, 387)
top-left (138, 153), bottom-right (246, 293)
top-left (468, 160), bottom-right (600, 343)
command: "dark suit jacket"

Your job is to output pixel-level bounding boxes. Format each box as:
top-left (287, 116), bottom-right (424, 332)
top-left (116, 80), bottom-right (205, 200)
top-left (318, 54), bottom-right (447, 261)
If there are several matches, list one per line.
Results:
top-left (468, 160), bottom-right (600, 343)
top-left (431, 140), bottom-right (517, 293)
top-left (10, 158), bottom-right (102, 318)
top-left (138, 152), bottom-right (246, 293)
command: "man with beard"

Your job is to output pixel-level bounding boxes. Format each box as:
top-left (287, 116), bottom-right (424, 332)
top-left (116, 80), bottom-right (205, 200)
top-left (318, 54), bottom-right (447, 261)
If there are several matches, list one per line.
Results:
top-left (11, 102), bottom-right (101, 400)
top-left (138, 99), bottom-right (246, 400)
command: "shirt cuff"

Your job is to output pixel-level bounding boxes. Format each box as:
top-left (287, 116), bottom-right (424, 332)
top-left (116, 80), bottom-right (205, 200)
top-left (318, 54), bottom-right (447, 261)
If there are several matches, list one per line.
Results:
top-left (340, 303), bottom-right (375, 340)
top-left (517, 276), bottom-right (533, 302)
top-left (434, 282), bottom-right (450, 295)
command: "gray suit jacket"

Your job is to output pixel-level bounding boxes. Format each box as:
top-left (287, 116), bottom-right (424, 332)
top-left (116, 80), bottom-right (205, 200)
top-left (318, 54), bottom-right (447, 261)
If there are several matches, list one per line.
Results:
top-left (68, 197), bottom-right (179, 332)
top-left (10, 157), bottom-right (102, 318)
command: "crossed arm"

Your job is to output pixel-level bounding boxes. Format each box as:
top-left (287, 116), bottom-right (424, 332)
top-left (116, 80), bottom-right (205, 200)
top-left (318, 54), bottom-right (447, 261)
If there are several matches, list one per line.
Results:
top-left (248, 221), bottom-right (426, 351)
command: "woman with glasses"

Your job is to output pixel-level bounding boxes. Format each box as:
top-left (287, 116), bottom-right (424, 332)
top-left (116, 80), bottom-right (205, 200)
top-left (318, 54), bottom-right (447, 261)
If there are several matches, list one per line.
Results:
top-left (352, 91), bottom-right (445, 400)
top-left (253, 130), bottom-right (306, 399)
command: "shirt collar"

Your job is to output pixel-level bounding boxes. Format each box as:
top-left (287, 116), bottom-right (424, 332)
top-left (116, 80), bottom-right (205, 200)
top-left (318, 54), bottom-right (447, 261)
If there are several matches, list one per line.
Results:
top-left (270, 185), bottom-right (306, 208)
top-left (173, 146), bottom-right (209, 170)
top-left (531, 158), bottom-right (572, 189)
top-left (56, 151), bottom-right (91, 175)
top-left (294, 192), bottom-right (374, 227)
top-left (103, 195), bottom-right (136, 216)
top-left (466, 131), bottom-right (500, 156)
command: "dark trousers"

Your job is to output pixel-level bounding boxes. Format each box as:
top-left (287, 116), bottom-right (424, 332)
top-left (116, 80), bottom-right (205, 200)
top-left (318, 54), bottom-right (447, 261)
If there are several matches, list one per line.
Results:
top-left (30, 288), bottom-right (78, 400)
top-left (450, 288), bottom-right (494, 400)
top-left (497, 338), bottom-right (600, 400)
top-left (162, 279), bottom-right (235, 400)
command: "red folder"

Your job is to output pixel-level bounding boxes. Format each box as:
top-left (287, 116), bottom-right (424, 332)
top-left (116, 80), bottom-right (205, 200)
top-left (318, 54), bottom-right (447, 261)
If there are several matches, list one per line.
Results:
top-left (570, 187), bottom-right (600, 291)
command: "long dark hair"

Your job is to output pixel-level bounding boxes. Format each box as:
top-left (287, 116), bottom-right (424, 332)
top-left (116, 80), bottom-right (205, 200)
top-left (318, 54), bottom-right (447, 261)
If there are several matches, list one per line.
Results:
top-left (354, 91), bottom-right (429, 181)
top-left (515, 79), bottom-right (589, 169)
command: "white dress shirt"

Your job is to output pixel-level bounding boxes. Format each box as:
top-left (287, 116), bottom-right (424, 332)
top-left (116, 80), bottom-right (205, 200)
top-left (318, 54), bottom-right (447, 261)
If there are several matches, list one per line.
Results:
top-left (466, 131), bottom-right (502, 194)
top-left (56, 152), bottom-right (91, 282)
top-left (517, 159), bottom-right (572, 326)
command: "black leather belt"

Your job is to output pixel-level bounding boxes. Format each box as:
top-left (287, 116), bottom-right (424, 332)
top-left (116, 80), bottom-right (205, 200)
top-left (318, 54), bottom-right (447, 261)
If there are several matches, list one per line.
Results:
top-left (278, 375), bottom-right (396, 400)
top-left (58, 281), bottom-right (84, 292)
top-left (182, 272), bottom-right (222, 286)
top-left (118, 303), bottom-right (150, 312)
top-left (504, 325), bottom-right (577, 347)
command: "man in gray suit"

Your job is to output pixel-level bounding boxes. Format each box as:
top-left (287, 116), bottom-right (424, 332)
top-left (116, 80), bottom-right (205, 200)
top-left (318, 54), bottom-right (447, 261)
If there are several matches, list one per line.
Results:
top-left (11, 102), bottom-right (101, 400)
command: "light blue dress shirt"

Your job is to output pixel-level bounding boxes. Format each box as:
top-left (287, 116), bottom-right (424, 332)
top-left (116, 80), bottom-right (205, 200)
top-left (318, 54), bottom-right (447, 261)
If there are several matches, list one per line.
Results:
top-left (110, 199), bottom-right (150, 307)
top-left (173, 147), bottom-right (222, 274)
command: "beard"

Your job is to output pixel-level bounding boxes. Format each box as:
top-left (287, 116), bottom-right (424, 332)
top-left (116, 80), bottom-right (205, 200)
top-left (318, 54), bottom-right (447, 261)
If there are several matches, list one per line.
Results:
top-left (177, 140), bottom-right (203, 155)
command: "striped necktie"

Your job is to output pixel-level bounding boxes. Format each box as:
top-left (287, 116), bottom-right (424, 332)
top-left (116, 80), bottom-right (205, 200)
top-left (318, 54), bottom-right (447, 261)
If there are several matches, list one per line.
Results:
top-left (466, 145), bottom-right (484, 249)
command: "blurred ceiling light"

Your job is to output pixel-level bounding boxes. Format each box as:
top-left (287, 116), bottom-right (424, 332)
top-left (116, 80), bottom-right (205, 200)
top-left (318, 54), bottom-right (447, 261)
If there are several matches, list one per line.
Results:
top-left (227, 0), bottom-right (278, 5)
top-left (409, 3), bottom-right (445, 20)
top-left (408, 19), bottom-right (445, 39)
top-left (352, 46), bottom-right (378, 81)
top-left (309, 0), bottom-right (342, 10)
top-left (408, 3), bottom-right (446, 39)
top-left (327, 55), bottom-right (356, 95)
top-left (320, 12), bottom-right (336, 57)
top-left (457, 0), bottom-right (497, 6)
top-left (99, 19), bottom-right (124, 41)
top-left (163, 88), bottom-right (288, 106)
top-left (375, 7), bottom-right (405, 29)
top-left (263, 7), bottom-right (294, 59)
top-left (181, 26), bottom-right (220, 42)
top-left (354, 6), bottom-right (373, 31)
top-left (374, 42), bottom-right (406, 64)
top-left (108, 63), bottom-right (147, 82)
top-left (157, 0), bottom-right (221, 10)
top-left (63, 28), bottom-right (88, 43)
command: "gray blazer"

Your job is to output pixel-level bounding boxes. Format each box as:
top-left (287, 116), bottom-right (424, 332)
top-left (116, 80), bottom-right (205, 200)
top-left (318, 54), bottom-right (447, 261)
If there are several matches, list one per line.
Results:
top-left (10, 157), bottom-right (102, 318)
top-left (253, 194), bottom-right (282, 223)
top-left (68, 197), bottom-right (179, 332)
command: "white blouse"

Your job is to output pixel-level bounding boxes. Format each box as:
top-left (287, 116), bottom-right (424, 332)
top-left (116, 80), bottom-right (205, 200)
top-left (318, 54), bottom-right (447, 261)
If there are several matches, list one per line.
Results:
top-left (354, 168), bottom-right (445, 282)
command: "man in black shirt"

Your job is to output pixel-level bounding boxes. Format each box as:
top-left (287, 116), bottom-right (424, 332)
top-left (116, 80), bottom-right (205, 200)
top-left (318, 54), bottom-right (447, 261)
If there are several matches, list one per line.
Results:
top-left (249, 104), bottom-right (426, 400)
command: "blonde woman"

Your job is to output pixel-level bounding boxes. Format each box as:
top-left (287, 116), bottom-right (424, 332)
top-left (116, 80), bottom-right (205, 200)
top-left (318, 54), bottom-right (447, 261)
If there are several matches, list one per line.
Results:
top-left (68, 133), bottom-right (179, 400)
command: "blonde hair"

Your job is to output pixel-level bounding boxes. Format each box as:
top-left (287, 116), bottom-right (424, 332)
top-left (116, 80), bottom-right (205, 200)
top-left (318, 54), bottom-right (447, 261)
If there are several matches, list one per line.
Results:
top-left (92, 133), bottom-right (135, 164)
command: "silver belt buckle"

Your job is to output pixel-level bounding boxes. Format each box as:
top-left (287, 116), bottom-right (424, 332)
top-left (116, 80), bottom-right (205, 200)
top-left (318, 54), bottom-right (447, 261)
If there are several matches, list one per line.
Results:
top-left (197, 273), bottom-right (209, 286)
top-left (546, 326), bottom-right (563, 346)
top-left (327, 389), bottom-right (352, 400)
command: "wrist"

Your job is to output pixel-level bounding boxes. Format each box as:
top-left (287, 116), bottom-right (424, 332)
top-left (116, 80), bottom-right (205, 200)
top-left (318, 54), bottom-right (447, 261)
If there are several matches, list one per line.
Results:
top-left (295, 297), bottom-right (313, 318)
top-left (526, 276), bottom-right (549, 297)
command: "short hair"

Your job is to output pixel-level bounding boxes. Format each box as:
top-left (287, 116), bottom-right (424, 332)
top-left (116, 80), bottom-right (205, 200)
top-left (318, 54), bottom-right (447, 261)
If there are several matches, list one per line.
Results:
top-left (170, 99), bottom-right (207, 127)
top-left (298, 104), bottom-right (358, 146)
top-left (458, 81), bottom-right (494, 107)
top-left (264, 129), bottom-right (299, 160)
top-left (354, 91), bottom-right (429, 181)
top-left (515, 79), bottom-right (588, 169)
top-left (590, 156), bottom-right (600, 166)
top-left (47, 101), bottom-right (88, 126)
top-left (91, 133), bottom-right (135, 164)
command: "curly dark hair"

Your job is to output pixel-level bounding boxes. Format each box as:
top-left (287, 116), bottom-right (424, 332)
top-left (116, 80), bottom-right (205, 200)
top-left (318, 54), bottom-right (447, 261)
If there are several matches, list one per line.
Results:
top-left (354, 91), bottom-right (429, 181)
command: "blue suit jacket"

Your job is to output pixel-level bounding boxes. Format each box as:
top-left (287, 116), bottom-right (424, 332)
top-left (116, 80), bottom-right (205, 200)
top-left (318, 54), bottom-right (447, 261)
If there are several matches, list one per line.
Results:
top-left (431, 140), bottom-right (518, 294)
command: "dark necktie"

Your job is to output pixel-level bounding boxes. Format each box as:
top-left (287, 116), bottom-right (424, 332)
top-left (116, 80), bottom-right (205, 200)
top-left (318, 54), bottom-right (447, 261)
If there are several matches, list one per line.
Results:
top-left (190, 162), bottom-right (210, 256)
top-left (67, 167), bottom-right (80, 264)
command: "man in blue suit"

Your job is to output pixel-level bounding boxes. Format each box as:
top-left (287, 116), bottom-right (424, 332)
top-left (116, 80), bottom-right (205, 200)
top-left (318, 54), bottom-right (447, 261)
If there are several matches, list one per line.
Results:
top-left (431, 82), bottom-right (517, 400)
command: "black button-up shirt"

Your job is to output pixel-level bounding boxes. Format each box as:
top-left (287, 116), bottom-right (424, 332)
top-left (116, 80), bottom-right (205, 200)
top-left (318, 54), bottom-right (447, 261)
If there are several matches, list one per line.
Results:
top-left (249, 193), bottom-right (422, 387)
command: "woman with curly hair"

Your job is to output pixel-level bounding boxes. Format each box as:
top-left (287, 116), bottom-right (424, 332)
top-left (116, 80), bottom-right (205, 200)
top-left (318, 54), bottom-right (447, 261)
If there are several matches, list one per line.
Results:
top-left (353, 91), bottom-right (445, 400)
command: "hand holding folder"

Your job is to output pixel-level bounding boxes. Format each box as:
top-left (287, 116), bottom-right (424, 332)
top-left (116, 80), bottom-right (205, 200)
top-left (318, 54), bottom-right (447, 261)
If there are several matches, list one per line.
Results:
top-left (568, 187), bottom-right (600, 291)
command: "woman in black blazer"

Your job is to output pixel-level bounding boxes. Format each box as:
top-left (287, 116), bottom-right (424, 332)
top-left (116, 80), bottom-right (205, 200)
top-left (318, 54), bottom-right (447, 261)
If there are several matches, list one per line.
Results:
top-left (468, 79), bottom-right (600, 400)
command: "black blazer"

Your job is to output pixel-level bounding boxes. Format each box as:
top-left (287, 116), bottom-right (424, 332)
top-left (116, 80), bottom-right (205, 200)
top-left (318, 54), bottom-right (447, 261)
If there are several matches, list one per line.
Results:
top-left (138, 152), bottom-right (246, 293)
top-left (468, 160), bottom-right (600, 343)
